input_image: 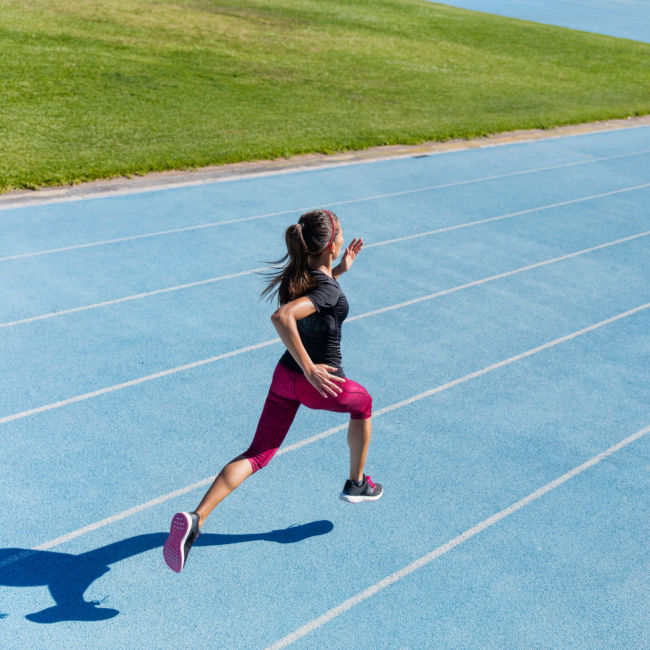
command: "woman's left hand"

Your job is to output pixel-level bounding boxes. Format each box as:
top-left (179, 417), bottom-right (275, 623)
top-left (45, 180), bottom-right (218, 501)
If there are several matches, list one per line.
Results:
top-left (337, 237), bottom-right (364, 274)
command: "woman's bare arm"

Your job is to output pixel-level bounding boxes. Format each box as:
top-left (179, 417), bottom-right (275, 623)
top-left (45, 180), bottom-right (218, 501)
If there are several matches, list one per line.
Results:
top-left (271, 297), bottom-right (345, 398)
top-left (333, 237), bottom-right (364, 280)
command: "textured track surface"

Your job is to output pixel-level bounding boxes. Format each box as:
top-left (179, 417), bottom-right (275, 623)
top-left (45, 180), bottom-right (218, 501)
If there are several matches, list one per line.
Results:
top-left (1, 126), bottom-right (649, 647)
top-left (434, 0), bottom-right (650, 43)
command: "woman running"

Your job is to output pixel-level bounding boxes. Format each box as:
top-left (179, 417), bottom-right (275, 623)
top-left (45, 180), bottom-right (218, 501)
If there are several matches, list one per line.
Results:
top-left (163, 208), bottom-right (382, 573)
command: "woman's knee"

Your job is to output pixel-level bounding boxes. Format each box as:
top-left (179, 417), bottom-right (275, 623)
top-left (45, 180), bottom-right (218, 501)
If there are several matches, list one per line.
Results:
top-left (243, 447), bottom-right (277, 473)
top-left (350, 391), bottom-right (372, 420)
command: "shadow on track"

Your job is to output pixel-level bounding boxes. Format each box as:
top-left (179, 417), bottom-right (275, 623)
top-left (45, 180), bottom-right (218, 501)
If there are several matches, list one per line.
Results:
top-left (0, 520), bottom-right (334, 623)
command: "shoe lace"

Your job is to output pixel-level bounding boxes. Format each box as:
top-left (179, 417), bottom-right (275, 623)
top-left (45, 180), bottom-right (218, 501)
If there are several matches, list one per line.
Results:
top-left (366, 475), bottom-right (376, 489)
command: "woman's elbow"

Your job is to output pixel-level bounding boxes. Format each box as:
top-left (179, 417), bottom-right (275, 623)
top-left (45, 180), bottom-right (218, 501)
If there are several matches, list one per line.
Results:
top-left (271, 308), bottom-right (287, 325)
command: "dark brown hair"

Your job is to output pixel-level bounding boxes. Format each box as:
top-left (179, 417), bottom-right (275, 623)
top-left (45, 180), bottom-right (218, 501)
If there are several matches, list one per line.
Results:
top-left (260, 209), bottom-right (339, 305)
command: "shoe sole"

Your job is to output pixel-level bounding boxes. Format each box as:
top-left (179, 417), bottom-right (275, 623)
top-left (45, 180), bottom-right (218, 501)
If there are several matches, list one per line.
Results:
top-left (338, 490), bottom-right (383, 503)
top-left (163, 512), bottom-right (192, 573)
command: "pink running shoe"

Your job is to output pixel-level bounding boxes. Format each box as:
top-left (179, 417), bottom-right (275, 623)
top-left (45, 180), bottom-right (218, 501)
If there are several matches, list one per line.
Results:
top-left (163, 512), bottom-right (200, 572)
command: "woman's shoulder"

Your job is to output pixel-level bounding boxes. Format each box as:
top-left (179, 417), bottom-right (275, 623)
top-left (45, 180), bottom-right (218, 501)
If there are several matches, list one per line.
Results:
top-left (309, 270), bottom-right (342, 296)
top-left (305, 270), bottom-right (343, 310)
top-left (310, 269), bottom-right (340, 286)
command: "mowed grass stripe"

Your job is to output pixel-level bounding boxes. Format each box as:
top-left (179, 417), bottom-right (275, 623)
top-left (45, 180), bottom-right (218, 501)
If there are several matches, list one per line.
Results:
top-left (1, 0), bottom-right (649, 191)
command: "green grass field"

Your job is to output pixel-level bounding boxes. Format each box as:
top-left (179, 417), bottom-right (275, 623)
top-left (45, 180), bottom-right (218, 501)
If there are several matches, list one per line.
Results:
top-left (1, 0), bottom-right (649, 192)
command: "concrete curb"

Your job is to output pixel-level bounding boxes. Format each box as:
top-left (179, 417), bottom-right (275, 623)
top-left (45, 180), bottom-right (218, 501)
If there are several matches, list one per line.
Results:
top-left (2, 114), bottom-right (649, 209)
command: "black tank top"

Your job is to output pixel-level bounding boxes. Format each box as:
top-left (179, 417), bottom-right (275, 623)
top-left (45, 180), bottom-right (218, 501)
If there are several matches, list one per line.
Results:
top-left (279, 270), bottom-right (349, 378)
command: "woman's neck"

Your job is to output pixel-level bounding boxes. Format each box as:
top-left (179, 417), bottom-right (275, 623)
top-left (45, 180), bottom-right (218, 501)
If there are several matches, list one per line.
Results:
top-left (308, 255), bottom-right (332, 276)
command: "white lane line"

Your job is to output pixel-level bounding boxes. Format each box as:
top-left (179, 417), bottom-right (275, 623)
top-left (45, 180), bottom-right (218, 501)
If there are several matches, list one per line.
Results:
top-left (358, 302), bottom-right (650, 416)
top-left (1, 150), bottom-right (649, 262)
top-left (2, 235), bottom-right (649, 422)
top-left (0, 338), bottom-right (281, 424)
top-left (2, 133), bottom-right (650, 212)
top-left (367, 193), bottom-right (650, 250)
top-left (2, 132), bottom-right (650, 212)
top-left (0, 549), bottom-right (35, 569)
top-left (0, 208), bottom-right (292, 262)
top-left (266, 423), bottom-right (650, 649)
top-left (3, 305), bottom-right (648, 568)
top-left (0, 473), bottom-right (221, 567)
top-left (349, 230), bottom-right (650, 322)
top-left (4, 221), bottom-right (649, 329)
top-left (0, 266), bottom-right (270, 328)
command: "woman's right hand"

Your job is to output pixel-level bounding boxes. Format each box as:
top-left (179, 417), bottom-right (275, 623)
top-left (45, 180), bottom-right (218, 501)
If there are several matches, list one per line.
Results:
top-left (306, 364), bottom-right (345, 398)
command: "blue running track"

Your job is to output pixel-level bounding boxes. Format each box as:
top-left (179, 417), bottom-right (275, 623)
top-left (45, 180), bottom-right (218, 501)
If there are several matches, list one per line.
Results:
top-left (1, 126), bottom-right (649, 647)
top-left (434, 0), bottom-right (650, 43)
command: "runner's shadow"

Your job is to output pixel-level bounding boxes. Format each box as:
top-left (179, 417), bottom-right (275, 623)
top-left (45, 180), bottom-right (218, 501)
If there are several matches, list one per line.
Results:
top-left (0, 520), bottom-right (333, 624)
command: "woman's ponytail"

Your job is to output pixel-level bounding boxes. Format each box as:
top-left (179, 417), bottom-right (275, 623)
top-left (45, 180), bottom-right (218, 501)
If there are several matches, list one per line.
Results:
top-left (260, 209), bottom-right (339, 305)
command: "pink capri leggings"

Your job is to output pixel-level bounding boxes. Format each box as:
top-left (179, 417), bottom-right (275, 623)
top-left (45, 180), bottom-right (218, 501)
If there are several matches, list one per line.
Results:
top-left (243, 362), bottom-right (372, 472)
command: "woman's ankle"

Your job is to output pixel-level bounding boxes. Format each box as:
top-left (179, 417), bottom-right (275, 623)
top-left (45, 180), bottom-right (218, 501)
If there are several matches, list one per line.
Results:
top-left (194, 509), bottom-right (206, 529)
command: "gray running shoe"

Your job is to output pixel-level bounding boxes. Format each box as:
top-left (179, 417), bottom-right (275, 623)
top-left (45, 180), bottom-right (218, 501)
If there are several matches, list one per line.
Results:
top-left (339, 474), bottom-right (383, 503)
top-left (163, 511), bottom-right (200, 572)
